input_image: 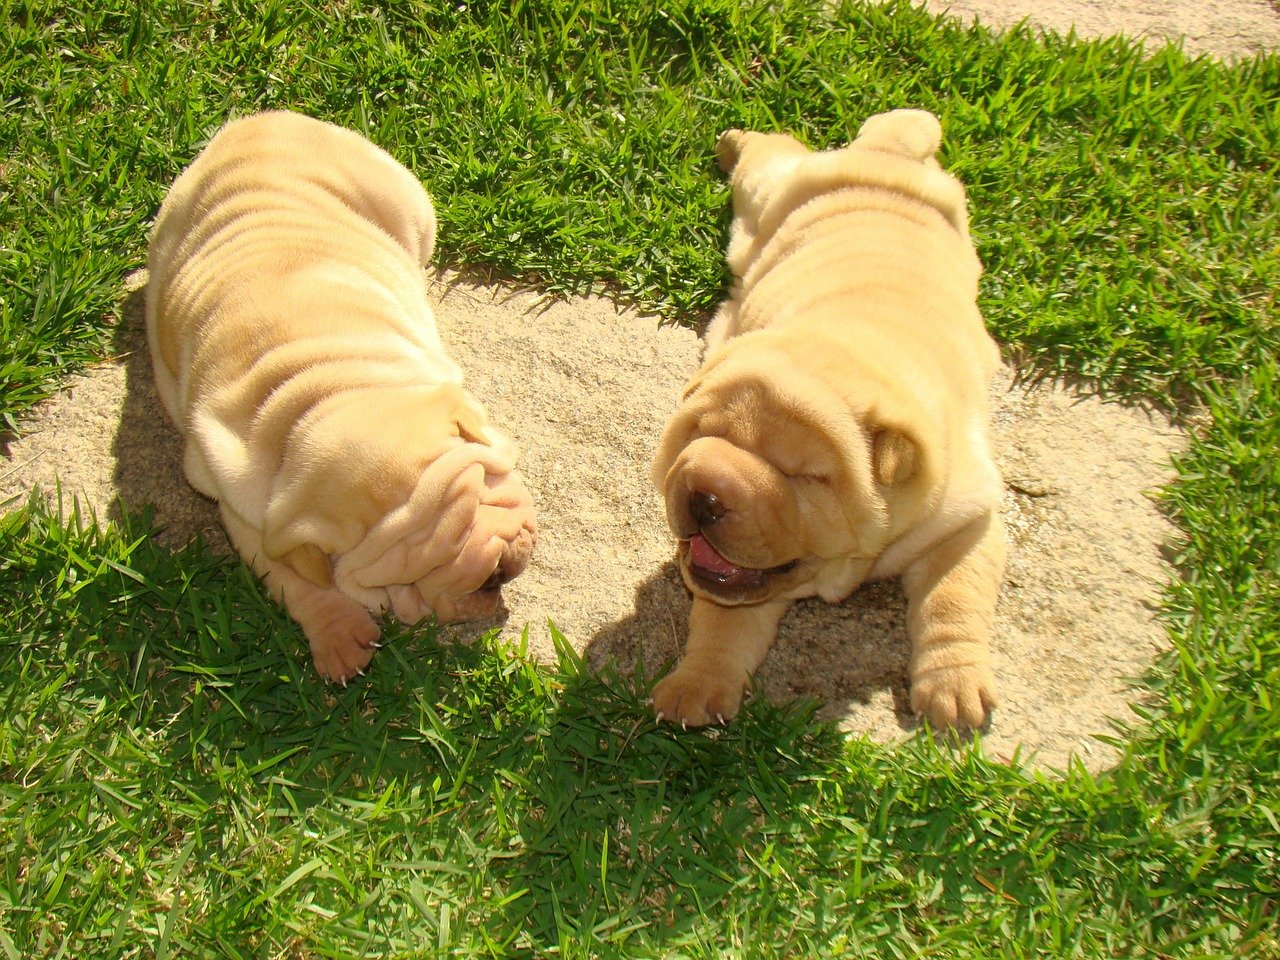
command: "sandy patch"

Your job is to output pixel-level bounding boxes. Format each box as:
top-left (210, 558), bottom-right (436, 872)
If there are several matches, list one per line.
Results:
top-left (1, 269), bottom-right (1183, 772)
top-left (906, 0), bottom-right (1280, 61)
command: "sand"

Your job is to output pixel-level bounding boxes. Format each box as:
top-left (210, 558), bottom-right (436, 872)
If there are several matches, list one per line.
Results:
top-left (909, 0), bottom-right (1280, 62)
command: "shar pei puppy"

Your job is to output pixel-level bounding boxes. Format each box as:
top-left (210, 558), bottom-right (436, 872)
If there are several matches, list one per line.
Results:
top-left (650, 109), bottom-right (1004, 731)
top-left (146, 111), bottom-right (537, 682)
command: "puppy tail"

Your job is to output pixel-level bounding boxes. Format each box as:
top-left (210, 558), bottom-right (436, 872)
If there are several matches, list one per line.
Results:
top-left (855, 109), bottom-right (943, 163)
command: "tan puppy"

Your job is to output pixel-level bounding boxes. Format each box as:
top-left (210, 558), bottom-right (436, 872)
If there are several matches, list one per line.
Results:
top-left (146, 111), bottom-right (537, 681)
top-left (651, 109), bottom-right (1004, 731)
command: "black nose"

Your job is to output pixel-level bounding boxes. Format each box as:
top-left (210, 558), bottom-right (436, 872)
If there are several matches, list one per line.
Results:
top-left (689, 490), bottom-right (726, 528)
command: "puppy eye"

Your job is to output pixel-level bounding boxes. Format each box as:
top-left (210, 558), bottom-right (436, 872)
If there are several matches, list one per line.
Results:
top-left (791, 472), bottom-right (831, 486)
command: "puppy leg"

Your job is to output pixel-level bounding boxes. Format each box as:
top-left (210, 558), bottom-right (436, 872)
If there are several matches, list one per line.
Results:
top-left (902, 513), bottom-right (1004, 730)
top-left (651, 596), bottom-right (789, 727)
top-left (221, 508), bottom-right (380, 683)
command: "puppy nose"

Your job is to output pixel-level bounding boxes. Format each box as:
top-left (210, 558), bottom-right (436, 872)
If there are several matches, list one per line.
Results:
top-left (689, 490), bottom-right (726, 528)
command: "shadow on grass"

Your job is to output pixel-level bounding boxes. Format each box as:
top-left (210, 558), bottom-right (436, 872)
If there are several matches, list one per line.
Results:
top-left (1, 504), bottom-right (860, 951)
top-left (0, 500), bottom-right (551, 810)
top-left (1, 504), bottom-right (1080, 955)
top-left (488, 634), bottom-right (864, 953)
top-left (585, 560), bottom-right (919, 740)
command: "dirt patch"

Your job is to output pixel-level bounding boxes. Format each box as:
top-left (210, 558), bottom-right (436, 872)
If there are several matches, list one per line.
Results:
top-left (909, 0), bottom-right (1280, 61)
top-left (434, 275), bottom-right (1183, 772)
top-left (2, 269), bottom-right (1183, 771)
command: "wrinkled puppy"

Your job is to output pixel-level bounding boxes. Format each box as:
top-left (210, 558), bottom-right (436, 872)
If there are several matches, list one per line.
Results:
top-left (147, 111), bottom-right (537, 681)
top-left (651, 109), bottom-right (1004, 731)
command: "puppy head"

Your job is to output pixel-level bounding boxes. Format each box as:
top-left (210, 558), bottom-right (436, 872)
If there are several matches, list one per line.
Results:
top-left (332, 435), bottom-right (537, 626)
top-left (652, 332), bottom-right (938, 605)
top-left (262, 382), bottom-right (536, 621)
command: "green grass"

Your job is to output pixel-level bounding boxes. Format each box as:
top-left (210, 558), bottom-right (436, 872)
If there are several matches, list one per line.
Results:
top-left (1, 0), bottom-right (1278, 956)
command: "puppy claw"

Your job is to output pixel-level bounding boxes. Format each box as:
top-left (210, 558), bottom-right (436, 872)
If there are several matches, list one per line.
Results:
top-left (716, 713), bottom-right (727, 726)
top-left (303, 599), bottom-right (379, 684)
top-left (654, 711), bottom-right (665, 724)
top-left (650, 667), bottom-right (746, 729)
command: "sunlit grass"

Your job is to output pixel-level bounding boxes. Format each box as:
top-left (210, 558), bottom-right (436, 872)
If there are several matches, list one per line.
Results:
top-left (2, 1), bottom-right (1278, 957)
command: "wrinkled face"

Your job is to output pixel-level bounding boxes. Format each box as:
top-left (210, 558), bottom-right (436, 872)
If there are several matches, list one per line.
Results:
top-left (653, 373), bottom-right (890, 607)
top-left (330, 444), bottom-right (540, 627)
top-left (264, 384), bottom-right (539, 628)
top-left (383, 513), bottom-right (537, 625)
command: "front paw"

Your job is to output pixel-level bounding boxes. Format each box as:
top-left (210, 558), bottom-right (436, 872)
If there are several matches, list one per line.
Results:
top-left (650, 665), bottom-right (747, 728)
top-left (299, 594), bottom-right (381, 683)
top-left (910, 660), bottom-right (997, 730)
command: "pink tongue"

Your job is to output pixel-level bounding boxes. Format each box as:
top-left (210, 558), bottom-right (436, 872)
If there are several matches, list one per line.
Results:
top-left (688, 534), bottom-right (741, 576)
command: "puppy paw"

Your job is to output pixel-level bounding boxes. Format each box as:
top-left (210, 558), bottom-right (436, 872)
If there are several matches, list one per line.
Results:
top-left (909, 661), bottom-right (997, 731)
top-left (301, 595), bottom-right (381, 683)
top-left (650, 666), bottom-right (746, 728)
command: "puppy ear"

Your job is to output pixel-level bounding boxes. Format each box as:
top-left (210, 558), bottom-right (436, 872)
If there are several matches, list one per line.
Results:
top-left (261, 447), bottom-right (348, 591)
top-left (262, 502), bottom-right (339, 589)
top-left (871, 426), bottom-right (919, 486)
top-left (715, 128), bottom-right (748, 174)
top-left (451, 389), bottom-right (494, 445)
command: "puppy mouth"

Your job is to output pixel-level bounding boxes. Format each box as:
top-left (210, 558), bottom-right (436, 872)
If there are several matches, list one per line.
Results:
top-left (681, 533), bottom-right (799, 593)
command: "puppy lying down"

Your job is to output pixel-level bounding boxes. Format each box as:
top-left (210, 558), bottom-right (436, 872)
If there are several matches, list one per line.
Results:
top-left (651, 109), bottom-right (1005, 731)
top-left (146, 111), bottom-right (537, 681)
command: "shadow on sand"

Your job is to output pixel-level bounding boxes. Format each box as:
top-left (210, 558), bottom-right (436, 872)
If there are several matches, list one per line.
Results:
top-left (583, 559), bottom-right (921, 735)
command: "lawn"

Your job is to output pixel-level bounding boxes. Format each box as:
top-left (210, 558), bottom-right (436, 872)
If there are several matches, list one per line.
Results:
top-left (2, 1), bottom-right (1278, 957)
